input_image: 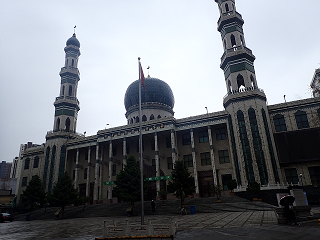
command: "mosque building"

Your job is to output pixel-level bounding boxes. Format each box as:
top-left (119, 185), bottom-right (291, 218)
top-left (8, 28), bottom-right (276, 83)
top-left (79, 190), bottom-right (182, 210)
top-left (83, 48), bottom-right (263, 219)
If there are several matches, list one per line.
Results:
top-left (15, 0), bottom-right (320, 204)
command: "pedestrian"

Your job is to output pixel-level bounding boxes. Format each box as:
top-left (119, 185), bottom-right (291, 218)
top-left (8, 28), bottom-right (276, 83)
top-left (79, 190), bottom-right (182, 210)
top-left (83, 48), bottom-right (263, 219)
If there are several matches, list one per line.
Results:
top-left (283, 198), bottom-right (298, 225)
top-left (151, 200), bottom-right (155, 212)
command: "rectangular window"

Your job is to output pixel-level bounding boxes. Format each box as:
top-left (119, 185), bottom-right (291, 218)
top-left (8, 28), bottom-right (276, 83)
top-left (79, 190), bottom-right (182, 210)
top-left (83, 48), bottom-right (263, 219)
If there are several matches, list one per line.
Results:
top-left (199, 131), bottom-right (209, 143)
top-left (167, 157), bottom-right (173, 170)
top-left (295, 112), bottom-right (310, 129)
top-left (284, 168), bottom-right (299, 184)
top-left (166, 136), bottom-right (171, 148)
top-left (85, 151), bottom-right (88, 160)
top-left (112, 164), bottom-right (116, 176)
top-left (33, 157), bottom-right (39, 168)
top-left (182, 133), bottom-right (191, 145)
top-left (308, 166), bottom-right (320, 186)
top-left (84, 168), bottom-right (88, 179)
top-left (112, 146), bottom-right (117, 156)
top-left (222, 174), bottom-right (232, 190)
top-left (24, 158), bottom-right (30, 169)
top-left (22, 177), bottom-right (28, 187)
top-left (218, 150), bottom-right (230, 164)
top-left (274, 116), bottom-right (287, 132)
top-left (216, 128), bottom-right (227, 140)
top-left (151, 140), bottom-right (155, 150)
top-left (201, 152), bottom-right (211, 166)
top-left (151, 159), bottom-right (156, 166)
top-left (126, 142), bottom-right (130, 154)
top-left (183, 154), bottom-right (193, 167)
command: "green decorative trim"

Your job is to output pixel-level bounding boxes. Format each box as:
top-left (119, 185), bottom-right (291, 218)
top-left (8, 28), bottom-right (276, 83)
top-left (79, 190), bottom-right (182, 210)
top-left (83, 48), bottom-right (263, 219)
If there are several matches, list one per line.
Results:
top-left (61, 78), bottom-right (76, 84)
top-left (55, 109), bottom-right (76, 117)
top-left (224, 62), bottom-right (255, 79)
top-left (103, 181), bottom-right (115, 185)
top-left (221, 25), bottom-right (243, 39)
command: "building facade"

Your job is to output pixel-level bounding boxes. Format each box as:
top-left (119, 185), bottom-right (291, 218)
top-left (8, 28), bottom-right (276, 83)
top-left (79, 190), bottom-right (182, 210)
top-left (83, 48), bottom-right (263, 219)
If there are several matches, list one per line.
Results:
top-left (15, 1), bottom-right (320, 204)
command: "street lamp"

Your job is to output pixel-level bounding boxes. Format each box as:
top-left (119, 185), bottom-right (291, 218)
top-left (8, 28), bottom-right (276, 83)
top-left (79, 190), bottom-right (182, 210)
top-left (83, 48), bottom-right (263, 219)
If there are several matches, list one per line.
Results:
top-left (205, 107), bottom-right (208, 114)
top-left (299, 173), bottom-right (304, 191)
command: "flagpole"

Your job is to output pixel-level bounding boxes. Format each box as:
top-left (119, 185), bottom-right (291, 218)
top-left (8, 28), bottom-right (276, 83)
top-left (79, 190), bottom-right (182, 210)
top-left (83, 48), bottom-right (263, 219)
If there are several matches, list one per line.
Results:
top-left (138, 57), bottom-right (144, 225)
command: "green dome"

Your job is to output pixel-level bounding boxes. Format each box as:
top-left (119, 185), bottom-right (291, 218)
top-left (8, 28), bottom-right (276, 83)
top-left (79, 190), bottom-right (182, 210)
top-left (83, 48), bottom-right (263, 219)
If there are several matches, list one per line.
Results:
top-left (124, 77), bottom-right (175, 111)
top-left (66, 33), bottom-right (80, 47)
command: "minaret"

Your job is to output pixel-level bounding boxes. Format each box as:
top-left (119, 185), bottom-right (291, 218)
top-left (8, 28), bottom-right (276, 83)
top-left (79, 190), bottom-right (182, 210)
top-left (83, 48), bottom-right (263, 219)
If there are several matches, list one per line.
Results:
top-left (215, 0), bottom-right (282, 187)
top-left (53, 33), bottom-right (81, 133)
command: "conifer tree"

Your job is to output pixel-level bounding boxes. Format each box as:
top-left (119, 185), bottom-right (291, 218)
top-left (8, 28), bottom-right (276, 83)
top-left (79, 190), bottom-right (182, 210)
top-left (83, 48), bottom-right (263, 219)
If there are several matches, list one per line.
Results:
top-left (114, 155), bottom-right (148, 204)
top-left (168, 160), bottom-right (195, 207)
top-left (49, 172), bottom-right (79, 217)
top-left (22, 175), bottom-right (46, 211)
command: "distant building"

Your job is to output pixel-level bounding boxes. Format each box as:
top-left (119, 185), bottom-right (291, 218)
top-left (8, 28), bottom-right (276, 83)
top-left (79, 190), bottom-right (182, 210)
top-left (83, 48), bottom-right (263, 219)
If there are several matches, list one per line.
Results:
top-left (0, 161), bottom-right (12, 179)
top-left (15, 1), bottom-right (320, 204)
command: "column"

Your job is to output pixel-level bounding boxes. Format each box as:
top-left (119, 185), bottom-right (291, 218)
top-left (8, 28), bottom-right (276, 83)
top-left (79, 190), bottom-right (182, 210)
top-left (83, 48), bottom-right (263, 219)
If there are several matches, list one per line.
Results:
top-left (93, 144), bottom-right (100, 202)
top-left (154, 132), bottom-right (160, 194)
top-left (74, 148), bottom-right (80, 189)
top-left (190, 129), bottom-right (199, 195)
top-left (123, 138), bottom-right (127, 167)
top-left (86, 146), bottom-right (91, 197)
top-left (207, 126), bottom-right (218, 185)
top-left (108, 140), bottom-right (113, 201)
top-left (170, 129), bottom-right (177, 164)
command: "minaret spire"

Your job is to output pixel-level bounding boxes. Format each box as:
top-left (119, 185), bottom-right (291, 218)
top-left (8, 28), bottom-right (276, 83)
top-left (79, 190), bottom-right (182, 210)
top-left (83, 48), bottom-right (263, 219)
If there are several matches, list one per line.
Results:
top-left (53, 33), bottom-right (81, 133)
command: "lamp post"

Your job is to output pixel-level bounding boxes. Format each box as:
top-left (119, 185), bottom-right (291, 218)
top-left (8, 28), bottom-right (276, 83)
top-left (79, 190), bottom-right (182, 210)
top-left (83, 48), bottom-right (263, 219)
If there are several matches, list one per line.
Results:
top-left (205, 107), bottom-right (208, 114)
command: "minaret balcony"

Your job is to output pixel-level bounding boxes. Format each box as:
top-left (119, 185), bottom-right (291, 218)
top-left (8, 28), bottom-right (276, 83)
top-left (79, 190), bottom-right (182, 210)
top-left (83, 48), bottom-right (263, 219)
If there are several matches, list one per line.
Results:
top-left (220, 45), bottom-right (255, 68)
top-left (223, 86), bottom-right (266, 108)
top-left (217, 11), bottom-right (244, 31)
top-left (46, 129), bottom-right (85, 140)
top-left (55, 95), bottom-right (79, 105)
top-left (59, 66), bottom-right (80, 77)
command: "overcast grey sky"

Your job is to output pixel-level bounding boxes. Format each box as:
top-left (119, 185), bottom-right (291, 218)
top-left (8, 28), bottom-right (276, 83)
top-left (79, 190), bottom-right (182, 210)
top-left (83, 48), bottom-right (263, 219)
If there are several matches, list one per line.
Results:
top-left (1, 0), bottom-right (319, 162)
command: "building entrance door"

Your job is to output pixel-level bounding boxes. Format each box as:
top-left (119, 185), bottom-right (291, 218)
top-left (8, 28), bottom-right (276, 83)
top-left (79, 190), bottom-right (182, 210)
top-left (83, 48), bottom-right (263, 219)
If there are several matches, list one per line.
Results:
top-left (198, 171), bottom-right (214, 197)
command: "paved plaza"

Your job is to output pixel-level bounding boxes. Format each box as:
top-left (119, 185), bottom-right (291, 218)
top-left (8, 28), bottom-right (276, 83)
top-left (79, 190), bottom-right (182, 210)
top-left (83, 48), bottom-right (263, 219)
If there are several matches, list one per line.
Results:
top-left (1, 209), bottom-right (319, 240)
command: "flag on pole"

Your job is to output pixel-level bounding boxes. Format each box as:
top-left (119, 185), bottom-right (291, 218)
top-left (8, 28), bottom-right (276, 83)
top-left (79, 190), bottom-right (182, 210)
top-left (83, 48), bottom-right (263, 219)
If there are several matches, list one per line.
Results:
top-left (140, 62), bottom-right (146, 91)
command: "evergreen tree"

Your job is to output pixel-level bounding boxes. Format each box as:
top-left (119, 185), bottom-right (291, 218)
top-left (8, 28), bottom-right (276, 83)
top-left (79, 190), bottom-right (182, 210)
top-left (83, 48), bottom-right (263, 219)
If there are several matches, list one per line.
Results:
top-left (22, 175), bottom-right (46, 211)
top-left (168, 160), bottom-right (195, 207)
top-left (114, 155), bottom-right (148, 204)
top-left (49, 172), bottom-right (79, 217)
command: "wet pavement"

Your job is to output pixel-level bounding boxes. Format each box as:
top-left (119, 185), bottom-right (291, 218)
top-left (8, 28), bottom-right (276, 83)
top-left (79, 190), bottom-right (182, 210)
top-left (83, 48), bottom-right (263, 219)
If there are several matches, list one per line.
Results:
top-left (1, 211), bottom-right (319, 239)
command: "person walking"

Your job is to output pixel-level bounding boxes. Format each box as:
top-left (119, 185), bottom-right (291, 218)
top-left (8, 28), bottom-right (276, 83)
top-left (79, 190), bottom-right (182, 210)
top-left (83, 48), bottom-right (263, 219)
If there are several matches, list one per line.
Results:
top-left (151, 200), bottom-right (155, 212)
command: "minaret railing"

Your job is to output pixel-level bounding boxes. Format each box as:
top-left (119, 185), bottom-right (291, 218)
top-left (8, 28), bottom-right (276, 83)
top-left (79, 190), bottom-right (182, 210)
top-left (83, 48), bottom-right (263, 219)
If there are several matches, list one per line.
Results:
top-left (223, 86), bottom-right (265, 100)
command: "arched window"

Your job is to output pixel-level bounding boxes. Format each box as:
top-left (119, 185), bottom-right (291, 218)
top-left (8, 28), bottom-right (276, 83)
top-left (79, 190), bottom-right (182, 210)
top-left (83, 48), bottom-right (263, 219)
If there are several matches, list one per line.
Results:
top-left (240, 35), bottom-right (244, 46)
top-left (62, 85), bottom-right (65, 96)
top-left (230, 34), bottom-right (236, 47)
top-left (130, 118), bottom-right (133, 124)
top-left (142, 115), bottom-right (147, 122)
top-left (68, 86), bottom-right (72, 96)
top-left (250, 75), bottom-right (256, 88)
top-left (65, 118), bottom-right (70, 132)
top-left (228, 80), bottom-right (232, 92)
top-left (136, 116), bottom-right (139, 123)
top-left (237, 110), bottom-right (255, 183)
top-left (248, 108), bottom-right (268, 185)
top-left (157, 115), bottom-right (161, 119)
top-left (237, 74), bottom-right (245, 90)
top-left (66, 59), bottom-right (68, 66)
top-left (150, 114), bottom-right (154, 120)
top-left (72, 59), bottom-right (74, 66)
top-left (225, 3), bottom-right (229, 12)
top-left (295, 110), bottom-right (309, 129)
top-left (273, 114), bottom-right (287, 132)
top-left (56, 118), bottom-right (60, 131)
top-left (224, 39), bottom-right (227, 49)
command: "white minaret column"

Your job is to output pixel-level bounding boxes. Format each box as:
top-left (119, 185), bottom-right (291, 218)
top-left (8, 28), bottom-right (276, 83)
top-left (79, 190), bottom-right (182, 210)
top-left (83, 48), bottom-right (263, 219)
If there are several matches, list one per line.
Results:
top-left (108, 140), bottom-right (113, 201)
top-left (74, 148), bottom-right (80, 189)
top-left (123, 138), bottom-right (127, 167)
top-left (207, 126), bottom-right (218, 185)
top-left (154, 132), bottom-right (160, 193)
top-left (93, 144), bottom-right (100, 203)
top-left (190, 129), bottom-right (199, 195)
top-left (170, 129), bottom-right (177, 164)
top-left (86, 146), bottom-right (91, 197)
